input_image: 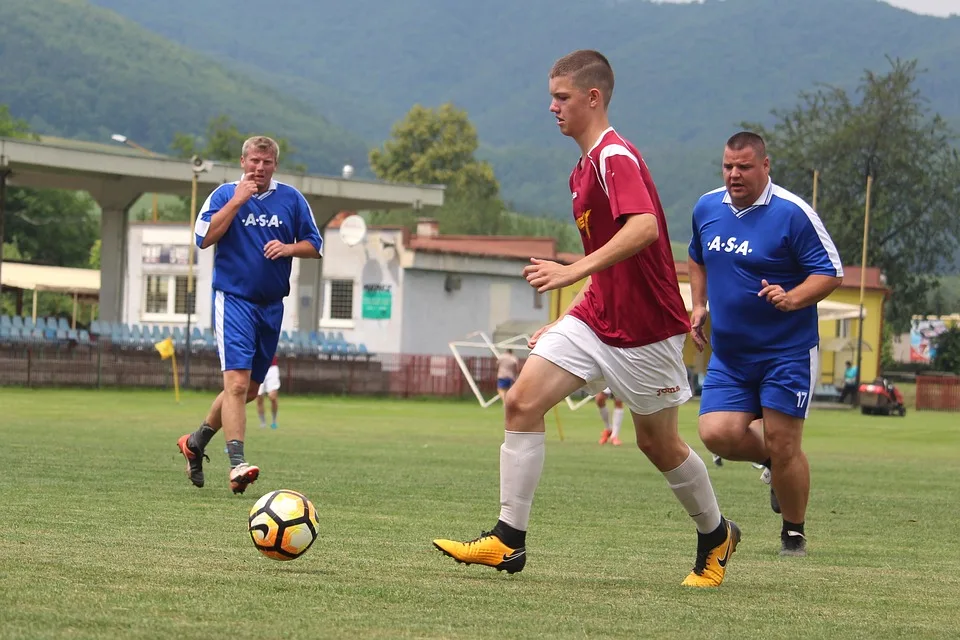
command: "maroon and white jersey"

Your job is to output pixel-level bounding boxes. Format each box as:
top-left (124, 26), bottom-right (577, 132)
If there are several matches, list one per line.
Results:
top-left (568, 128), bottom-right (690, 348)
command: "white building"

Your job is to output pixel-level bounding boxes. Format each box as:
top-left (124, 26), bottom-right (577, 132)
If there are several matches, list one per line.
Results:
top-left (121, 217), bottom-right (554, 354)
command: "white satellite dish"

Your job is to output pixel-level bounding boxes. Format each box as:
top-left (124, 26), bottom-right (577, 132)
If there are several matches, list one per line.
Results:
top-left (339, 214), bottom-right (368, 247)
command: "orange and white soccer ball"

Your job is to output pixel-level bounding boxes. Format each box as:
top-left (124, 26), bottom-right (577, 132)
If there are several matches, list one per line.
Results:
top-left (248, 490), bottom-right (320, 561)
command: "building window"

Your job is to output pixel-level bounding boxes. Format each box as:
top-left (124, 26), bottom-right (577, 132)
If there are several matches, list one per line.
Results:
top-left (174, 276), bottom-right (197, 315)
top-left (322, 279), bottom-right (356, 328)
top-left (145, 276), bottom-right (168, 314)
top-left (142, 274), bottom-right (196, 320)
top-left (836, 319), bottom-right (850, 338)
top-left (330, 280), bottom-right (354, 320)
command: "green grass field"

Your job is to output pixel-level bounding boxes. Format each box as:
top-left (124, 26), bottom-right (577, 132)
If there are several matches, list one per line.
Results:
top-left (2, 389), bottom-right (958, 639)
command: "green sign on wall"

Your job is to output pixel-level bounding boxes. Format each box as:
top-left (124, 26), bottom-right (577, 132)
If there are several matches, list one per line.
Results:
top-left (361, 285), bottom-right (392, 319)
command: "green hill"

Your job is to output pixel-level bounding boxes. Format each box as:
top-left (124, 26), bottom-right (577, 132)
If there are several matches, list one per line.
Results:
top-left (0, 0), bottom-right (369, 174)
top-left (88, 0), bottom-right (960, 233)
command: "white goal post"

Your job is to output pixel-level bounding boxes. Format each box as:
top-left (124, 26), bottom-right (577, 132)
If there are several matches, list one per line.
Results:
top-left (448, 330), bottom-right (595, 410)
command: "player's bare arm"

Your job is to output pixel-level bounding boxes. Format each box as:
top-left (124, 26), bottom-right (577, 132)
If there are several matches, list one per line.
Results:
top-left (263, 239), bottom-right (322, 260)
top-left (758, 274), bottom-right (842, 312)
top-left (527, 277), bottom-right (592, 348)
top-left (688, 259), bottom-right (709, 351)
top-left (200, 173), bottom-right (258, 249)
top-left (523, 214), bottom-right (658, 293)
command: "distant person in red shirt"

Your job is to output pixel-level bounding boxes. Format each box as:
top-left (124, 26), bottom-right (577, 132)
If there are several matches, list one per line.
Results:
top-left (433, 50), bottom-right (739, 588)
top-left (256, 354), bottom-right (281, 429)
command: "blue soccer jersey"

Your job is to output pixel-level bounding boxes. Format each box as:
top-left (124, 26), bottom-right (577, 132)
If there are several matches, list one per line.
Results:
top-left (688, 179), bottom-right (843, 359)
top-left (194, 179), bottom-right (323, 304)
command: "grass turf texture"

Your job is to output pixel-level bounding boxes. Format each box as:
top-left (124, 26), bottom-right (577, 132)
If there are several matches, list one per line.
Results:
top-left (1, 388), bottom-right (958, 639)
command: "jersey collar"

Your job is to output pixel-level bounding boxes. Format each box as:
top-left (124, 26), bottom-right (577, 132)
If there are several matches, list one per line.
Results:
top-left (578, 127), bottom-right (615, 168)
top-left (722, 178), bottom-right (773, 216)
top-left (237, 176), bottom-right (279, 200)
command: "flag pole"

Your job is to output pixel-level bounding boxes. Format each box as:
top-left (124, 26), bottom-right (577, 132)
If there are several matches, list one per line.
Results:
top-left (171, 349), bottom-right (181, 404)
top-left (812, 169), bottom-right (819, 210)
top-left (854, 175), bottom-right (872, 400)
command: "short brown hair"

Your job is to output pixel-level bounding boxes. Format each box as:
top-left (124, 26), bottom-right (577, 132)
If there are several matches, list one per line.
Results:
top-left (549, 50), bottom-right (615, 107)
top-left (726, 131), bottom-right (767, 159)
top-left (241, 135), bottom-right (280, 162)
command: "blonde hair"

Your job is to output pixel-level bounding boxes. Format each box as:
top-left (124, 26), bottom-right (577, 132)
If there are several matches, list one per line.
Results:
top-left (241, 135), bottom-right (280, 162)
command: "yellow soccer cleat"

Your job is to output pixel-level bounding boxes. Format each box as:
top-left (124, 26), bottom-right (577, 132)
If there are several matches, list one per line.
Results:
top-left (681, 519), bottom-right (741, 587)
top-left (432, 531), bottom-right (526, 574)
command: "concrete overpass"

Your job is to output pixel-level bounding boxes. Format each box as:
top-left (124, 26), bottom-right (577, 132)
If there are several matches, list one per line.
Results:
top-left (0, 136), bottom-right (444, 330)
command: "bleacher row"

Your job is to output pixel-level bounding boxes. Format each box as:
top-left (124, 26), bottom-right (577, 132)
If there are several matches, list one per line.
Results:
top-left (0, 315), bottom-right (370, 355)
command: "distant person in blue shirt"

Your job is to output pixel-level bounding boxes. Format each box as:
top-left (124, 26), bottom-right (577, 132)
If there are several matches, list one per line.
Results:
top-left (688, 131), bottom-right (843, 558)
top-left (839, 361), bottom-right (858, 404)
top-left (176, 136), bottom-right (322, 494)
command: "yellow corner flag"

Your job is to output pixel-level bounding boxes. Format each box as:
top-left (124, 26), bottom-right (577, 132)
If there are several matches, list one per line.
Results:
top-left (154, 337), bottom-right (180, 403)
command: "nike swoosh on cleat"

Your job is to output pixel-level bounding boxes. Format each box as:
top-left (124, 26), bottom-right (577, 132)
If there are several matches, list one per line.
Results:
top-left (502, 549), bottom-right (526, 562)
top-left (717, 537), bottom-right (733, 568)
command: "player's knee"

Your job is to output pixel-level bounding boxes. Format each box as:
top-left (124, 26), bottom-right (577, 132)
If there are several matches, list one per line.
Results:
top-left (765, 430), bottom-right (802, 460)
top-left (504, 387), bottom-right (541, 423)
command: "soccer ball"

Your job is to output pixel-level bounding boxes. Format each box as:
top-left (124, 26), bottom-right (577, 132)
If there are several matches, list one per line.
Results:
top-left (248, 490), bottom-right (320, 561)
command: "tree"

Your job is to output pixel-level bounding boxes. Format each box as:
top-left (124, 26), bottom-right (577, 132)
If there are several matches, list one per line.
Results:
top-left (746, 58), bottom-right (960, 332)
top-left (369, 104), bottom-right (506, 235)
top-left (933, 328), bottom-right (960, 375)
top-left (172, 114), bottom-right (303, 170)
top-left (0, 105), bottom-right (99, 268)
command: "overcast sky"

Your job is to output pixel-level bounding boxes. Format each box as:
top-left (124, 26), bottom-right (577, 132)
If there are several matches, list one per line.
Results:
top-left (653, 0), bottom-right (960, 17)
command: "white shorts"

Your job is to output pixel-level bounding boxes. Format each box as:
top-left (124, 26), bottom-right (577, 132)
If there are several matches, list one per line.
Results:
top-left (258, 365), bottom-right (280, 395)
top-left (530, 316), bottom-right (691, 415)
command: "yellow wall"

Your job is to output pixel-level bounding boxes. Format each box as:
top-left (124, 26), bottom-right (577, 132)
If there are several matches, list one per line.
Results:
top-left (551, 273), bottom-right (886, 386)
top-left (817, 287), bottom-right (886, 384)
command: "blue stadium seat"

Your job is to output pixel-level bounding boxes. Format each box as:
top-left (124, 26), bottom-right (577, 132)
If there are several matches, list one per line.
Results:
top-left (58, 318), bottom-right (69, 331)
top-left (358, 343), bottom-right (368, 354)
top-left (33, 317), bottom-right (45, 330)
top-left (9, 327), bottom-right (23, 341)
top-left (0, 315), bottom-right (11, 328)
top-left (0, 326), bottom-right (10, 341)
top-left (90, 320), bottom-right (102, 336)
top-left (31, 328), bottom-right (44, 341)
top-left (56, 329), bottom-right (68, 341)
top-left (22, 316), bottom-right (35, 330)
top-left (46, 316), bottom-right (57, 330)
top-left (12, 316), bottom-right (24, 330)
top-left (44, 327), bottom-right (57, 340)
top-left (78, 329), bottom-right (91, 344)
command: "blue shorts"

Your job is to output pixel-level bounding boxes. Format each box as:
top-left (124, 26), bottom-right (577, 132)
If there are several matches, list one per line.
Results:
top-left (497, 377), bottom-right (514, 390)
top-left (699, 347), bottom-right (820, 419)
top-left (213, 290), bottom-right (283, 383)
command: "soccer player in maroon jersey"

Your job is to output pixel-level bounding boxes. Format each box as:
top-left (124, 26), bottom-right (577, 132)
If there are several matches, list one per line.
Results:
top-left (433, 50), bottom-right (740, 587)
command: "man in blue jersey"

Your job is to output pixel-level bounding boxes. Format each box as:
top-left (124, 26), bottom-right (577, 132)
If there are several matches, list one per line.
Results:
top-left (688, 131), bottom-right (843, 557)
top-left (176, 136), bottom-right (322, 494)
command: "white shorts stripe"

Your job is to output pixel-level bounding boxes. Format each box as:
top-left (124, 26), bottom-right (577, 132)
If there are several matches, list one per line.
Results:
top-left (805, 345), bottom-right (819, 419)
top-left (214, 290), bottom-right (226, 371)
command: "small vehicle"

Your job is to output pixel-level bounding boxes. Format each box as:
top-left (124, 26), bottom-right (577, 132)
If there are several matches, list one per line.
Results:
top-left (858, 377), bottom-right (907, 416)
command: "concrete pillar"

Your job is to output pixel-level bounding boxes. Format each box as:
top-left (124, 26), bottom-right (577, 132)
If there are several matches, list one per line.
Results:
top-left (297, 199), bottom-right (337, 332)
top-left (95, 191), bottom-right (140, 323)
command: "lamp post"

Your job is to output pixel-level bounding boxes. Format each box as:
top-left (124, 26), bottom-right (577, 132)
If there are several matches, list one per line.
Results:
top-left (110, 134), bottom-right (159, 222)
top-left (184, 155), bottom-right (211, 388)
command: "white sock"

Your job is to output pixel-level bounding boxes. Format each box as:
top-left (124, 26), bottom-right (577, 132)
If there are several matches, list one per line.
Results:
top-left (598, 406), bottom-right (610, 429)
top-left (611, 408), bottom-right (625, 438)
top-left (662, 447), bottom-right (722, 534)
top-left (498, 431), bottom-right (545, 531)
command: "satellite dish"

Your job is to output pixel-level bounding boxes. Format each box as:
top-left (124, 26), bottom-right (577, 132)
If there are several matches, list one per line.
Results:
top-left (339, 214), bottom-right (367, 247)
